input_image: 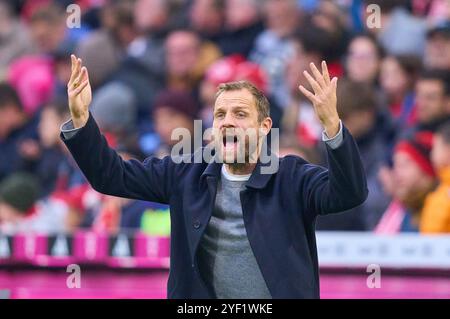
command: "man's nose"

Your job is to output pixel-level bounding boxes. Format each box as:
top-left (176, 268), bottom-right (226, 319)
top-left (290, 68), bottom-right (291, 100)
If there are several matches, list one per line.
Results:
top-left (220, 112), bottom-right (236, 129)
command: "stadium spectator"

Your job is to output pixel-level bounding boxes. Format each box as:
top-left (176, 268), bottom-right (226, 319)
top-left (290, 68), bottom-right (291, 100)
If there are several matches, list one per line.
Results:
top-left (75, 0), bottom-right (137, 89)
top-left (7, 55), bottom-right (55, 116)
top-left (414, 69), bottom-right (450, 132)
top-left (316, 80), bottom-right (390, 230)
top-left (152, 89), bottom-right (199, 158)
top-left (189, 0), bottom-right (226, 43)
top-left (28, 2), bottom-right (85, 55)
top-left (0, 83), bottom-right (38, 182)
top-left (52, 41), bottom-right (77, 101)
top-left (0, 172), bottom-right (71, 234)
top-left (0, 0), bottom-right (448, 238)
top-left (310, 0), bottom-right (350, 63)
top-left (420, 121), bottom-right (450, 233)
top-left (19, 99), bottom-right (76, 197)
top-left (379, 54), bottom-right (422, 132)
top-left (113, 0), bottom-right (172, 122)
top-left (249, 0), bottom-right (301, 108)
top-left (220, 0), bottom-right (264, 57)
top-left (345, 34), bottom-right (384, 85)
top-left (424, 21), bottom-right (450, 71)
top-left (165, 29), bottom-right (221, 93)
top-left (89, 82), bottom-right (138, 147)
top-left (376, 131), bottom-right (437, 233)
top-left (0, 1), bottom-right (35, 76)
top-left (363, 0), bottom-right (427, 57)
top-left (282, 26), bottom-right (336, 147)
top-left (80, 150), bottom-right (167, 233)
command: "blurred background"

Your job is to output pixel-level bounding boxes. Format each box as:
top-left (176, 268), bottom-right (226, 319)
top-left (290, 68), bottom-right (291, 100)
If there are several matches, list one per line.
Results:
top-left (0, 0), bottom-right (449, 299)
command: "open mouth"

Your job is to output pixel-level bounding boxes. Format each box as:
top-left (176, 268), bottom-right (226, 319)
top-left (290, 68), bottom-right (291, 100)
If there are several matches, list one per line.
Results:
top-left (221, 134), bottom-right (240, 156)
top-left (223, 135), bottom-right (238, 147)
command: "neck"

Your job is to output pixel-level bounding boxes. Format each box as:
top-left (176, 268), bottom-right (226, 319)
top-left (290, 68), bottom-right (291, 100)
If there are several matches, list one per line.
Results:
top-left (225, 163), bottom-right (256, 175)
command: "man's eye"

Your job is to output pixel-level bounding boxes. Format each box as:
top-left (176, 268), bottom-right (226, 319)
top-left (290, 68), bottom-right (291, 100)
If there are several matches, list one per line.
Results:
top-left (215, 113), bottom-right (224, 119)
top-left (236, 112), bottom-right (246, 118)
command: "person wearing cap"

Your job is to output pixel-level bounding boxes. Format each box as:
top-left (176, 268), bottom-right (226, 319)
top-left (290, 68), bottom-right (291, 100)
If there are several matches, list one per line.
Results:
top-left (61, 55), bottom-right (367, 299)
top-left (425, 20), bottom-right (450, 71)
top-left (376, 131), bottom-right (437, 233)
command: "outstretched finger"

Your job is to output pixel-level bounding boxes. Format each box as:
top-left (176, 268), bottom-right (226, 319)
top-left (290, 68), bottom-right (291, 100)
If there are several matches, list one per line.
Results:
top-left (70, 54), bottom-right (76, 72)
top-left (69, 57), bottom-right (82, 87)
top-left (331, 76), bottom-right (338, 92)
top-left (321, 61), bottom-right (331, 86)
top-left (68, 55), bottom-right (78, 86)
top-left (303, 70), bottom-right (323, 95)
top-left (82, 66), bottom-right (90, 83)
top-left (309, 62), bottom-right (326, 89)
top-left (299, 85), bottom-right (319, 105)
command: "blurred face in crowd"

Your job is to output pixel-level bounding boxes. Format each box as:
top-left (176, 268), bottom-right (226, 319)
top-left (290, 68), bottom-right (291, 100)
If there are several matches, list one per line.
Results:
top-left (263, 0), bottom-right (299, 37)
top-left (134, 0), bottom-right (168, 33)
top-left (39, 107), bottom-right (65, 148)
top-left (346, 37), bottom-right (380, 84)
top-left (425, 34), bottom-right (450, 71)
top-left (225, 0), bottom-right (259, 31)
top-left (380, 57), bottom-right (409, 100)
top-left (154, 107), bottom-right (194, 146)
top-left (212, 88), bottom-right (271, 165)
top-left (0, 104), bottom-right (24, 140)
top-left (392, 151), bottom-right (435, 204)
top-left (431, 134), bottom-right (450, 171)
top-left (190, 0), bottom-right (224, 34)
top-left (285, 41), bottom-right (319, 97)
top-left (415, 79), bottom-right (449, 124)
top-left (312, 0), bottom-right (344, 34)
top-left (30, 16), bottom-right (66, 53)
top-left (166, 31), bottom-right (201, 78)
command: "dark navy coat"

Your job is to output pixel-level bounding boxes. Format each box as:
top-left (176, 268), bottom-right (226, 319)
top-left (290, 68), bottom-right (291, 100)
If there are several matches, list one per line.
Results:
top-left (61, 114), bottom-right (368, 299)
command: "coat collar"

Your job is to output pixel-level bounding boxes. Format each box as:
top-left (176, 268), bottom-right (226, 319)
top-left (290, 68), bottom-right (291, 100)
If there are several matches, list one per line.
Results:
top-left (200, 148), bottom-right (279, 189)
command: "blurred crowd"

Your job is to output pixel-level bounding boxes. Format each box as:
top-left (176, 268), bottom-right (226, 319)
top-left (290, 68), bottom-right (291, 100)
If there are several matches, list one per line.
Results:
top-left (0, 0), bottom-right (449, 235)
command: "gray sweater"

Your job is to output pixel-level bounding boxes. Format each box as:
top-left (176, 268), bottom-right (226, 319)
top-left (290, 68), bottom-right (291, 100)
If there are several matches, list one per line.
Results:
top-left (197, 166), bottom-right (272, 299)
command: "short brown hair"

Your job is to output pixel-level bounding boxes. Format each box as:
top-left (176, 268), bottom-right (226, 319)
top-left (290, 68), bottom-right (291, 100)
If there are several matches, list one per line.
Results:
top-left (215, 80), bottom-right (270, 122)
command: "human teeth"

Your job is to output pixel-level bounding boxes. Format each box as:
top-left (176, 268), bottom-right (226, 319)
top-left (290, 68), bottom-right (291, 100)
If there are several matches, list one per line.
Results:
top-left (222, 135), bottom-right (238, 147)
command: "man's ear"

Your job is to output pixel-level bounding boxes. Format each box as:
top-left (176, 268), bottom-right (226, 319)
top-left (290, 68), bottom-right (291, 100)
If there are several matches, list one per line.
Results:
top-left (260, 117), bottom-right (273, 136)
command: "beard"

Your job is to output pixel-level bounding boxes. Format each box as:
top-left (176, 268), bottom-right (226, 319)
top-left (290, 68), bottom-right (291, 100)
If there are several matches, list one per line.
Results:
top-left (214, 131), bottom-right (260, 165)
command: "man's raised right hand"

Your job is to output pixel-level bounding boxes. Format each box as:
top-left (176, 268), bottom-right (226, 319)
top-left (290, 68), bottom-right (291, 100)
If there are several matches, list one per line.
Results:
top-left (68, 54), bottom-right (92, 128)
